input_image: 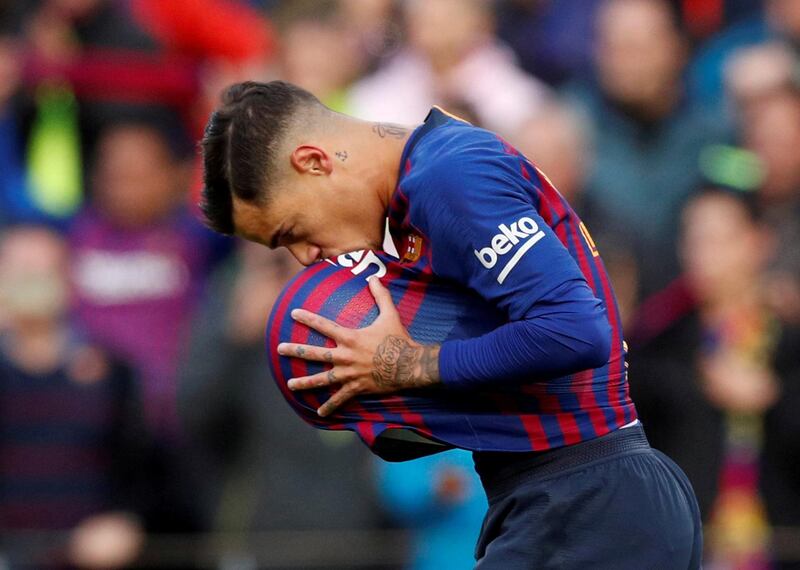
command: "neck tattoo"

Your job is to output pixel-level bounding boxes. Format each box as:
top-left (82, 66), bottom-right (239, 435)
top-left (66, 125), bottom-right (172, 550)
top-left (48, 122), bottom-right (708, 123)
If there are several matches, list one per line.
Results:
top-left (372, 123), bottom-right (408, 139)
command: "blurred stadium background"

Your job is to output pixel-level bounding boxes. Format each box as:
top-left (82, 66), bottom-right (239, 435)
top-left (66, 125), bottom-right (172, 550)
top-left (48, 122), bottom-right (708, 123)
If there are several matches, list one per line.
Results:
top-left (1, 0), bottom-right (799, 568)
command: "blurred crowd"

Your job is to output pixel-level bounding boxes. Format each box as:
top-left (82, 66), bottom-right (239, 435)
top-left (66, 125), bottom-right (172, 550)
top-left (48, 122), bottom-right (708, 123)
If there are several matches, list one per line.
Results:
top-left (1, 0), bottom-right (799, 568)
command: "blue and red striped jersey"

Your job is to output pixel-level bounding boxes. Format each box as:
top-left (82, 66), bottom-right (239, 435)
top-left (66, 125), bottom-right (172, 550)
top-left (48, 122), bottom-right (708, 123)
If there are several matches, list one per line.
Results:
top-left (266, 108), bottom-right (637, 456)
top-left (268, 251), bottom-right (509, 458)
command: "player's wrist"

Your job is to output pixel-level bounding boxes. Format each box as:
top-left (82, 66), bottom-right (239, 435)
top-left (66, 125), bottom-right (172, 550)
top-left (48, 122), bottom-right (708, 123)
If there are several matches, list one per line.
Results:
top-left (372, 336), bottom-right (440, 389)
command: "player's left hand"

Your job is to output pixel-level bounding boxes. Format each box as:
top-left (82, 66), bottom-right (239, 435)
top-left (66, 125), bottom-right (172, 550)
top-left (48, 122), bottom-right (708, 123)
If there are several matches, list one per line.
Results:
top-left (277, 276), bottom-right (440, 417)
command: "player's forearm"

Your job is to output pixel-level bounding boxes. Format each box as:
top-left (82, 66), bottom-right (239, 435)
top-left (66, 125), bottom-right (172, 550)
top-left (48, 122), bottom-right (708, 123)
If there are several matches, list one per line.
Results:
top-left (438, 299), bottom-right (611, 389)
top-left (372, 335), bottom-right (441, 389)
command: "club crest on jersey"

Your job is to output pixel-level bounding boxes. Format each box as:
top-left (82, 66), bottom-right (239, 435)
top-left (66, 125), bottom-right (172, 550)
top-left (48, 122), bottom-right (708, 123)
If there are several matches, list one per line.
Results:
top-left (474, 216), bottom-right (545, 284)
top-left (402, 234), bottom-right (424, 263)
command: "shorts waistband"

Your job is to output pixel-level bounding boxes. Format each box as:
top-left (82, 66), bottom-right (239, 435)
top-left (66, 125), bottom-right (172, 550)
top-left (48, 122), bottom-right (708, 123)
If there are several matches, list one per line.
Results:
top-left (473, 424), bottom-right (650, 500)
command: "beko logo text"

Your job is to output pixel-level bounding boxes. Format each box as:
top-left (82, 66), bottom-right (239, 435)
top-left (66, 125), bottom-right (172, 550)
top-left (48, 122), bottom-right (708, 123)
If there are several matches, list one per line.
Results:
top-left (474, 217), bottom-right (545, 284)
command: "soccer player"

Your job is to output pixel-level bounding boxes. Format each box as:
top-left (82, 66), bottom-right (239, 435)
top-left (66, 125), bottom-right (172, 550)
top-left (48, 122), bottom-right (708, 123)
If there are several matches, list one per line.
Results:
top-left (200, 81), bottom-right (702, 569)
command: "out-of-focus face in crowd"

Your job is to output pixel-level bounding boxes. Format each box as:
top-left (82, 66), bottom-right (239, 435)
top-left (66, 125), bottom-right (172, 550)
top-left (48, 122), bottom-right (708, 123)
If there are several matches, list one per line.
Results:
top-left (596, 0), bottom-right (685, 116)
top-left (0, 227), bottom-right (70, 327)
top-left (680, 191), bottom-right (769, 304)
top-left (767, 0), bottom-right (800, 39)
top-left (339, 0), bottom-right (394, 30)
top-left (25, 0), bottom-right (106, 63)
top-left (513, 103), bottom-right (589, 205)
top-left (280, 10), bottom-right (362, 99)
top-left (92, 124), bottom-right (186, 228)
top-left (743, 90), bottom-right (800, 204)
top-left (725, 43), bottom-right (797, 110)
top-left (404, 0), bottom-right (493, 71)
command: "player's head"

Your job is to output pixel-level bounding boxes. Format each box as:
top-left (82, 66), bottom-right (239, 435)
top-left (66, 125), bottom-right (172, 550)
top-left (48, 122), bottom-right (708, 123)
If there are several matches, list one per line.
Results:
top-left (201, 81), bottom-right (397, 266)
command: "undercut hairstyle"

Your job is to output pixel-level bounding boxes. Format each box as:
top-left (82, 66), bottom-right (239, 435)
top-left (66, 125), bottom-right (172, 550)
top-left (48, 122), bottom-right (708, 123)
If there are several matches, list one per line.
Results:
top-left (200, 81), bottom-right (322, 235)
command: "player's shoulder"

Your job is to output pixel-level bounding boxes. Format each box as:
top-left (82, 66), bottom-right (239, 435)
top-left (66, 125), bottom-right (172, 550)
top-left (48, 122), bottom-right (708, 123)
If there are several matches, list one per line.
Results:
top-left (409, 107), bottom-right (503, 166)
top-left (402, 108), bottom-right (513, 200)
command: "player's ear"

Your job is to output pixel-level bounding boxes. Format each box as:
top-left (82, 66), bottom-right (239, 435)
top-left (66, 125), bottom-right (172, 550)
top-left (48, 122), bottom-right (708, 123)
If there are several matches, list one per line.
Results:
top-left (290, 145), bottom-right (333, 176)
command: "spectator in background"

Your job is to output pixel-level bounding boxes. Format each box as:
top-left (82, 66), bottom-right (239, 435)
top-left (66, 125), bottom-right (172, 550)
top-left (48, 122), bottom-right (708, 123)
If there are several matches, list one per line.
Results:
top-left (178, 244), bottom-right (383, 547)
top-left (568, 0), bottom-right (728, 300)
top-left (132, 0), bottom-right (276, 204)
top-left (376, 450), bottom-right (486, 570)
top-left (689, 0), bottom-right (800, 112)
top-left (273, 0), bottom-right (365, 111)
top-left (17, 0), bottom-right (276, 211)
top-left (349, 0), bottom-right (549, 138)
top-left (1, 3), bottom-right (76, 227)
top-left (512, 102), bottom-right (590, 207)
top-left (630, 188), bottom-right (800, 568)
top-left (0, 226), bottom-right (148, 569)
top-left (494, 0), bottom-right (603, 86)
top-left (16, 0), bottom-right (187, 221)
top-left (494, 0), bottom-right (762, 88)
top-left (511, 101), bottom-right (641, 328)
top-left (21, 0), bottom-right (156, 58)
top-left (69, 114), bottom-right (215, 441)
top-left (724, 41), bottom-right (797, 126)
top-left (337, 0), bottom-right (402, 73)
top-left (730, 60), bottom-right (800, 324)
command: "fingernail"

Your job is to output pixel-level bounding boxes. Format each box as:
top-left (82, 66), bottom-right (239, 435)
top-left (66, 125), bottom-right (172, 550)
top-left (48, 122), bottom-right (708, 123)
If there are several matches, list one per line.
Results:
top-left (277, 343), bottom-right (286, 354)
top-left (291, 309), bottom-right (300, 319)
top-left (317, 407), bottom-right (325, 416)
top-left (287, 380), bottom-right (296, 390)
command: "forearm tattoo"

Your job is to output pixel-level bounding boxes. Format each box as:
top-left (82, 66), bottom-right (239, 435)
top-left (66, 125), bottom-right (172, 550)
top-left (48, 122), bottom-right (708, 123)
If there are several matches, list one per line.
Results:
top-left (372, 336), bottom-right (440, 389)
top-left (371, 123), bottom-right (408, 139)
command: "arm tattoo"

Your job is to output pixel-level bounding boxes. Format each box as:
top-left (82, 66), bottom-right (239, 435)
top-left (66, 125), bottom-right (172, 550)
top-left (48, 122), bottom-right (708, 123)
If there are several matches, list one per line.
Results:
top-left (372, 336), bottom-right (440, 390)
top-left (372, 123), bottom-right (408, 139)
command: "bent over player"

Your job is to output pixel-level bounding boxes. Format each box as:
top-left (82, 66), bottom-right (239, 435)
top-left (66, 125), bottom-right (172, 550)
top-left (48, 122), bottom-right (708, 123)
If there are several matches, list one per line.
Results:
top-left (200, 81), bottom-right (702, 569)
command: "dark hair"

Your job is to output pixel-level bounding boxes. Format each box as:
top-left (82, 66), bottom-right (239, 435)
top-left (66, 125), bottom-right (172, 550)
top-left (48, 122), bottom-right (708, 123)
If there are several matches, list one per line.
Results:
top-left (94, 104), bottom-right (194, 162)
top-left (689, 185), bottom-right (762, 224)
top-left (200, 81), bottom-right (321, 235)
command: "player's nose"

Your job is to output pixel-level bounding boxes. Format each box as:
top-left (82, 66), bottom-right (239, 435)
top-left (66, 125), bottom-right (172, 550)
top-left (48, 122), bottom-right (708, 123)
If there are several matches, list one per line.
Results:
top-left (288, 243), bottom-right (322, 266)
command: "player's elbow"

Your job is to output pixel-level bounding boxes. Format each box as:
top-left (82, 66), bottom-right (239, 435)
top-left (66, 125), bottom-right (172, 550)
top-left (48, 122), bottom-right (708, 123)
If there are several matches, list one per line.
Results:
top-left (575, 312), bottom-right (612, 369)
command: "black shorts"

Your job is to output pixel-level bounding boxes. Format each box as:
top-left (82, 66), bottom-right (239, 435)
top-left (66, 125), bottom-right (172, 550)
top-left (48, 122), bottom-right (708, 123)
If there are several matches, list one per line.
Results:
top-left (472, 424), bottom-right (703, 570)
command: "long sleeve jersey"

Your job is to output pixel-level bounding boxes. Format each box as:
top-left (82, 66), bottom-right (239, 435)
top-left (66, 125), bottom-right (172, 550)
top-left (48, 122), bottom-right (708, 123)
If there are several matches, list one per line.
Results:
top-left (268, 107), bottom-right (637, 454)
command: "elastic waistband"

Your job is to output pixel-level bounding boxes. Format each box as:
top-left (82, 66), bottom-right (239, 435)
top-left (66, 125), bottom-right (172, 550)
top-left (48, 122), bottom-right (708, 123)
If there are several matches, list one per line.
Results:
top-left (473, 424), bottom-right (651, 500)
